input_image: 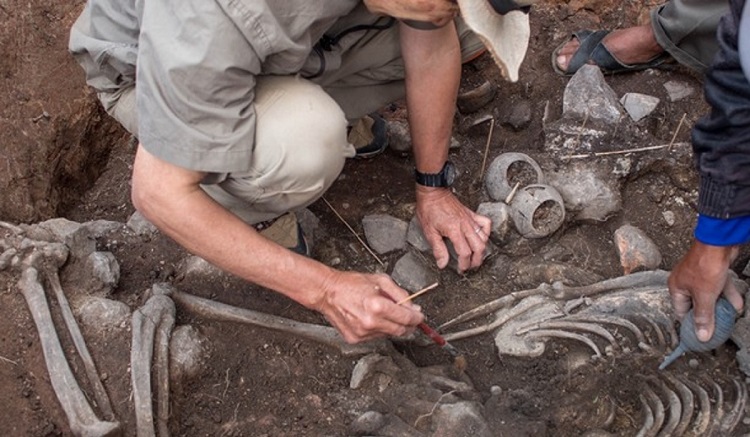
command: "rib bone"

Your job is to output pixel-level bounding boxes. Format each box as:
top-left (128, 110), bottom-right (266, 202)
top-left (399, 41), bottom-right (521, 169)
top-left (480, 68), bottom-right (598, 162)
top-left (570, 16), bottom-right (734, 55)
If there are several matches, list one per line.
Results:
top-left (19, 267), bottom-right (120, 437)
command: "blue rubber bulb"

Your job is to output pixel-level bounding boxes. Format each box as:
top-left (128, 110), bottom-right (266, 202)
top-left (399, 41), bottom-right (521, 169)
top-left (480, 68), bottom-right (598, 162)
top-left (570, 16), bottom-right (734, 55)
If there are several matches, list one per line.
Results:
top-left (659, 297), bottom-right (737, 370)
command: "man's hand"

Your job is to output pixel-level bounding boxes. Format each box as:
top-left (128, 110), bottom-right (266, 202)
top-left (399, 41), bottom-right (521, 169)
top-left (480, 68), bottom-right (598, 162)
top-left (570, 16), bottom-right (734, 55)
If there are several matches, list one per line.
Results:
top-left (416, 186), bottom-right (491, 273)
top-left (364, 0), bottom-right (459, 26)
top-left (668, 241), bottom-right (743, 342)
top-left (314, 272), bottom-right (425, 344)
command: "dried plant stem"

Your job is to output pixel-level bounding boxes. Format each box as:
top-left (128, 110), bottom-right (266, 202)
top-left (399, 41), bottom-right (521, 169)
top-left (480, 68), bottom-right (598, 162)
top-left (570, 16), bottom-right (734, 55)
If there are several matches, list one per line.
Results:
top-left (505, 182), bottom-right (521, 204)
top-left (566, 142), bottom-right (689, 159)
top-left (668, 113), bottom-right (688, 151)
top-left (322, 197), bottom-right (385, 267)
top-left (396, 282), bottom-right (439, 305)
top-left (0, 354), bottom-right (17, 365)
top-left (479, 117), bottom-right (495, 180)
top-left (414, 390), bottom-right (457, 427)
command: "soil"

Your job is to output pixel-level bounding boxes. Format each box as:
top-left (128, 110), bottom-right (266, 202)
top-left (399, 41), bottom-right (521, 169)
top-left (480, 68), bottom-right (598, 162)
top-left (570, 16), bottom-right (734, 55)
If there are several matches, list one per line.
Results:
top-left (2, 1), bottom-right (750, 436)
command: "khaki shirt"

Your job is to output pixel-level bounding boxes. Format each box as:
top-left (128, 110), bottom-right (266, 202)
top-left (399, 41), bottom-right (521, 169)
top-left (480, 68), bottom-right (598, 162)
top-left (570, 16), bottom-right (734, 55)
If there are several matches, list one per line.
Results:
top-left (69, 0), bottom-right (366, 173)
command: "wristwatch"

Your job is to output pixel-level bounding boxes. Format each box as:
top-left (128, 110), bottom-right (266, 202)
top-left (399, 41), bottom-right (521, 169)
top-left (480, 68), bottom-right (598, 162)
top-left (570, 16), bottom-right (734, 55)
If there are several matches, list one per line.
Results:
top-left (415, 161), bottom-right (456, 188)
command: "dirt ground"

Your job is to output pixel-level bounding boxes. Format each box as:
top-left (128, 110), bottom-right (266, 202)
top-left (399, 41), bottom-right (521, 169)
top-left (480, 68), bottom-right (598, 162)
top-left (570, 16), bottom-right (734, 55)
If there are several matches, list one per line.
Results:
top-left (2, 1), bottom-right (750, 436)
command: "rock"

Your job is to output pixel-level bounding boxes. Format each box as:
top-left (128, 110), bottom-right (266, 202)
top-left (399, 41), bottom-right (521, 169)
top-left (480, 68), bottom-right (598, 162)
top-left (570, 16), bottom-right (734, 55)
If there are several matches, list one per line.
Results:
top-left (743, 259), bottom-right (750, 278)
top-left (176, 255), bottom-right (224, 280)
top-left (362, 214), bottom-right (408, 255)
top-left (350, 353), bottom-right (401, 389)
top-left (350, 411), bottom-right (386, 435)
top-left (387, 120), bottom-right (411, 153)
top-left (563, 65), bottom-right (623, 123)
top-left (406, 217), bottom-right (431, 253)
top-left (662, 211), bottom-right (675, 226)
top-left (170, 325), bottom-right (210, 382)
top-left (502, 100), bottom-right (532, 131)
top-left (127, 211), bottom-right (158, 235)
top-left (664, 80), bottom-right (695, 102)
top-left (26, 218), bottom-right (97, 259)
top-left (296, 208), bottom-right (322, 250)
top-left (82, 220), bottom-right (125, 238)
top-left (457, 80), bottom-right (496, 114)
top-left (620, 93), bottom-right (660, 122)
top-left (391, 251), bottom-right (438, 292)
top-left (85, 251), bottom-right (120, 295)
top-left (476, 202), bottom-right (512, 242)
top-left (546, 164), bottom-right (622, 222)
top-left (75, 296), bottom-right (131, 331)
top-left (431, 401), bottom-right (492, 437)
top-left (613, 225), bottom-right (662, 274)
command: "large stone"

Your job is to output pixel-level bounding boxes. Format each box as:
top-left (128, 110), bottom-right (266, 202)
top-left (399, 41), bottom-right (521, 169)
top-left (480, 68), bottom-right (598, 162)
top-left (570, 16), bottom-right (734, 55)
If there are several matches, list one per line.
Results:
top-left (391, 251), bottom-right (438, 292)
top-left (620, 93), bottom-right (660, 122)
top-left (0, 2), bottom-right (124, 222)
top-left (563, 65), bottom-right (623, 123)
top-left (613, 225), bottom-right (662, 274)
top-left (362, 214), bottom-right (408, 255)
top-left (431, 401), bottom-right (492, 437)
top-left (545, 164), bottom-right (622, 222)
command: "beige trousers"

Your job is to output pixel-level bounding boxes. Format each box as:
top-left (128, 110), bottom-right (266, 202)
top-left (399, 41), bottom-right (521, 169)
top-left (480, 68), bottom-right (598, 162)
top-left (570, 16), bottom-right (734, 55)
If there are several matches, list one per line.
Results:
top-left (103, 19), bottom-right (482, 225)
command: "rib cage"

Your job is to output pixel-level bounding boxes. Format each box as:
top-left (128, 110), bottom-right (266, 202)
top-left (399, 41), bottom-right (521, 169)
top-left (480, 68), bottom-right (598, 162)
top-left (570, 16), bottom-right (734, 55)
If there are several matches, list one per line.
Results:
top-left (442, 271), bottom-right (748, 435)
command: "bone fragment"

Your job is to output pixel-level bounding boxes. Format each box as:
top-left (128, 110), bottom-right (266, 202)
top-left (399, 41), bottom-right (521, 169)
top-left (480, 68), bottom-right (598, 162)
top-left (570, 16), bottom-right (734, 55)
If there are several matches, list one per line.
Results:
top-left (19, 267), bottom-right (120, 437)
top-left (682, 379), bottom-right (711, 435)
top-left (719, 379), bottom-right (747, 435)
top-left (525, 329), bottom-right (602, 357)
top-left (170, 289), bottom-right (385, 356)
top-left (444, 294), bottom-right (550, 341)
top-left (651, 377), bottom-right (680, 436)
top-left (131, 294), bottom-right (175, 437)
top-left (516, 321), bottom-right (618, 352)
top-left (661, 374), bottom-right (694, 437)
top-left (0, 220), bottom-right (23, 234)
top-left (707, 380), bottom-right (724, 434)
top-left (565, 314), bottom-right (652, 352)
top-left (644, 387), bottom-right (665, 437)
top-left (644, 318), bottom-right (667, 348)
top-left (548, 270), bottom-right (669, 300)
top-left (0, 248), bottom-right (17, 270)
top-left (439, 286), bottom-right (544, 330)
top-left (46, 270), bottom-right (115, 420)
top-left (636, 394), bottom-right (655, 437)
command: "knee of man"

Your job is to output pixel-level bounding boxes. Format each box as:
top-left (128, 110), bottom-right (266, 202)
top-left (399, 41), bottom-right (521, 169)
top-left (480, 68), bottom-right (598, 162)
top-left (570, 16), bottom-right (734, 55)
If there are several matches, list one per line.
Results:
top-left (254, 76), bottom-right (352, 188)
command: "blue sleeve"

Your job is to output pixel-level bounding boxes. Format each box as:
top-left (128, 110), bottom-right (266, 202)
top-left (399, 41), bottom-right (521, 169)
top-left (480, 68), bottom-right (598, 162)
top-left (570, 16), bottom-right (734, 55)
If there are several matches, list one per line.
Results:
top-left (695, 214), bottom-right (750, 245)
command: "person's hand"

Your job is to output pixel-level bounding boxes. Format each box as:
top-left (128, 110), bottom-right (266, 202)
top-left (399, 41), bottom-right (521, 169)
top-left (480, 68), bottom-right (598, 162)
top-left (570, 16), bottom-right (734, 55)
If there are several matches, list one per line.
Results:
top-left (668, 241), bottom-right (743, 342)
top-left (416, 186), bottom-right (491, 273)
top-left (364, 0), bottom-right (459, 27)
top-left (313, 271), bottom-right (424, 344)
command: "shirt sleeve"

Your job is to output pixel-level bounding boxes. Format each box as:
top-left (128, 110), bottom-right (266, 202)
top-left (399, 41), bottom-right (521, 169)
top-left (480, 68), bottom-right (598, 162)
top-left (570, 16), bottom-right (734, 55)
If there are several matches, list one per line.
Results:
top-left (136, 0), bottom-right (261, 173)
top-left (695, 214), bottom-right (750, 245)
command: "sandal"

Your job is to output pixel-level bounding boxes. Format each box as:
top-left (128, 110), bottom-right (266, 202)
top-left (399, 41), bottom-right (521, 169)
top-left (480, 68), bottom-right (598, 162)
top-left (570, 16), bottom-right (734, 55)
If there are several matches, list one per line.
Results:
top-left (551, 29), bottom-right (671, 77)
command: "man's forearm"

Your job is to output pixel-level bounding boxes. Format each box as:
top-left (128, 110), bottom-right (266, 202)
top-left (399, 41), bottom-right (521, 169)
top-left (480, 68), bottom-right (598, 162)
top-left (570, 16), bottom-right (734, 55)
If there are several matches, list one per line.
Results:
top-left (131, 145), bottom-right (334, 310)
top-left (399, 21), bottom-right (461, 173)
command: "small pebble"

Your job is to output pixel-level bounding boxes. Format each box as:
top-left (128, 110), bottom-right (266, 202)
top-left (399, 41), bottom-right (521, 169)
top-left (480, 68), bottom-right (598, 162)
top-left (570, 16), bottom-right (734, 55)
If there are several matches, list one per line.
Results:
top-left (662, 211), bottom-right (675, 227)
top-left (688, 359), bottom-right (699, 369)
top-left (743, 417), bottom-right (750, 426)
top-left (490, 386), bottom-right (502, 396)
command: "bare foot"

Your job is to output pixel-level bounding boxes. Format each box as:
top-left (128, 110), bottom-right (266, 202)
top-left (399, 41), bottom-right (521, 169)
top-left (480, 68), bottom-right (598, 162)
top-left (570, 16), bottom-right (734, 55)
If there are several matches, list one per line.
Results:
top-left (555, 24), bottom-right (664, 72)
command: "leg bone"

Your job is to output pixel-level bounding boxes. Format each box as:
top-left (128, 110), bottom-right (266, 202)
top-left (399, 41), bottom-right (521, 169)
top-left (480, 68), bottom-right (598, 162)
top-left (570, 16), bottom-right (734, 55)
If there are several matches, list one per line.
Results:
top-left (169, 289), bottom-right (385, 356)
top-left (46, 269), bottom-right (115, 420)
top-left (131, 294), bottom-right (175, 437)
top-left (19, 267), bottom-right (120, 437)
